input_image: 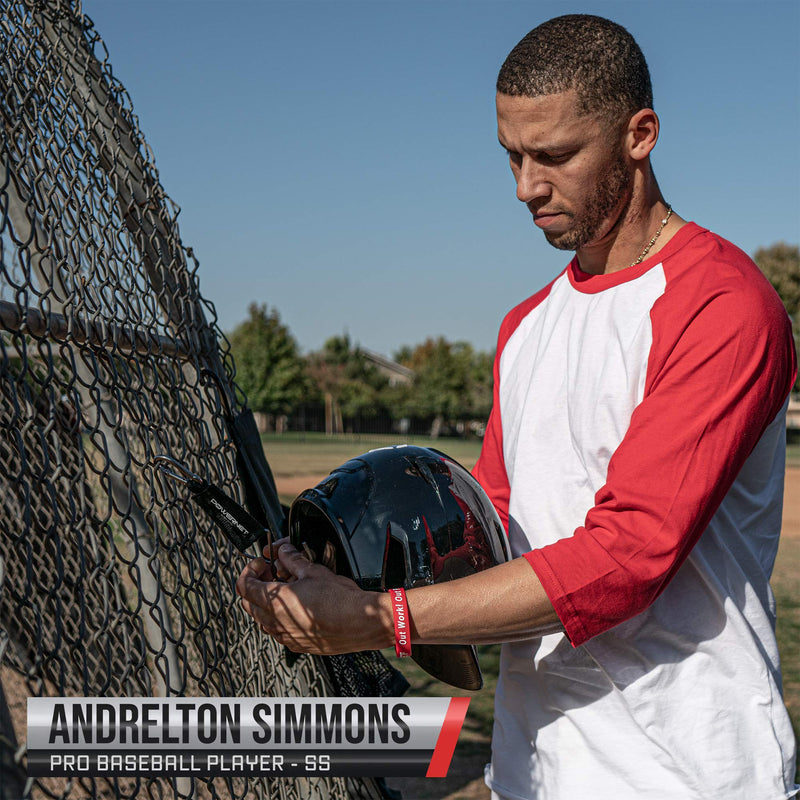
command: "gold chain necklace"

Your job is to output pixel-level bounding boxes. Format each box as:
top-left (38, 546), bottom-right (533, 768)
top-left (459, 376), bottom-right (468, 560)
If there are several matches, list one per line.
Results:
top-left (629, 205), bottom-right (673, 267)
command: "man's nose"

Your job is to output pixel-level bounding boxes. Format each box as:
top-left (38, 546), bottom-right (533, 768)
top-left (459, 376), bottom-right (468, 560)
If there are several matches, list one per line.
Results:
top-left (516, 157), bottom-right (551, 204)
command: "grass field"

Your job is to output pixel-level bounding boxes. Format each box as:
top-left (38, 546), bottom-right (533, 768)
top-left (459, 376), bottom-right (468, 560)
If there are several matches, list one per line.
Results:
top-left (262, 431), bottom-right (484, 486)
top-left (265, 432), bottom-right (800, 792)
top-left (774, 534), bottom-right (800, 762)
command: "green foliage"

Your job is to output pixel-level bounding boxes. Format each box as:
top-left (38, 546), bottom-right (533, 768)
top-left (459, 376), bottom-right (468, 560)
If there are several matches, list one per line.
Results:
top-left (755, 242), bottom-right (800, 388)
top-left (392, 337), bottom-right (493, 427)
top-left (228, 303), bottom-right (309, 416)
top-left (227, 303), bottom-right (497, 433)
top-left (755, 242), bottom-right (800, 317)
top-left (305, 334), bottom-right (388, 418)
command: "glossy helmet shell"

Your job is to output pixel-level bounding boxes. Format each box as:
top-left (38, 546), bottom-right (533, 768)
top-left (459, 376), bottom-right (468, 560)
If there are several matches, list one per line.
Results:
top-left (288, 444), bottom-right (510, 690)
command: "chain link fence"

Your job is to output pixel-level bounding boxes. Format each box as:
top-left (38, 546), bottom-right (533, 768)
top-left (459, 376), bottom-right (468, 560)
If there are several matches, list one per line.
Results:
top-left (0, 2), bottom-right (394, 798)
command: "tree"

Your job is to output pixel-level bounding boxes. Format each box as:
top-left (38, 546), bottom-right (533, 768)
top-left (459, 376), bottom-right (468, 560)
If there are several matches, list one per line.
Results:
top-left (395, 337), bottom-right (493, 436)
top-left (305, 334), bottom-right (388, 433)
top-left (228, 303), bottom-right (309, 424)
top-left (754, 242), bottom-right (800, 387)
top-left (755, 243), bottom-right (800, 318)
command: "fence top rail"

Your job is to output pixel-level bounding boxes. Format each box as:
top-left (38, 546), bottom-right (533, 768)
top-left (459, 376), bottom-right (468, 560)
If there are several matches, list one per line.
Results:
top-left (0, 298), bottom-right (196, 360)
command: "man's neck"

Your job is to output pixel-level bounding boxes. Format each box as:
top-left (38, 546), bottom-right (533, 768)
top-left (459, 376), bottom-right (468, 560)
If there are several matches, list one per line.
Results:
top-left (576, 188), bottom-right (685, 276)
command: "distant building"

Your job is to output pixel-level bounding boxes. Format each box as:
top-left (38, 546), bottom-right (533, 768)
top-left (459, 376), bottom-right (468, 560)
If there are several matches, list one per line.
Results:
top-left (362, 348), bottom-right (415, 387)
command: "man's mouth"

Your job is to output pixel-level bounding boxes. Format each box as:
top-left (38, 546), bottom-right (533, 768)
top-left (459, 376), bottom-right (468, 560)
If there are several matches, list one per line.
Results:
top-left (532, 212), bottom-right (566, 229)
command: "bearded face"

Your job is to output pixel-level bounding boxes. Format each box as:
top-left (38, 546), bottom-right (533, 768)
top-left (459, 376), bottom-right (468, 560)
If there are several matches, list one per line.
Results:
top-left (497, 91), bottom-right (636, 256)
top-left (541, 144), bottom-right (632, 251)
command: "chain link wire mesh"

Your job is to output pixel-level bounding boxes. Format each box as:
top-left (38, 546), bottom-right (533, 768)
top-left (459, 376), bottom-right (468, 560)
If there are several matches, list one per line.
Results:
top-left (0, 2), bottom-right (392, 798)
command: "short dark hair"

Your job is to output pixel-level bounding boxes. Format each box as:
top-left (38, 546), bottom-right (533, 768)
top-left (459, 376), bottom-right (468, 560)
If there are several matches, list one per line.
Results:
top-left (496, 15), bottom-right (653, 122)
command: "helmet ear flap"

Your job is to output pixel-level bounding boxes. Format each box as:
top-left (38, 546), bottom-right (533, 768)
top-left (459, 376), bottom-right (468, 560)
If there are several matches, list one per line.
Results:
top-left (380, 525), bottom-right (412, 592)
top-left (290, 499), bottom-right (353, 580)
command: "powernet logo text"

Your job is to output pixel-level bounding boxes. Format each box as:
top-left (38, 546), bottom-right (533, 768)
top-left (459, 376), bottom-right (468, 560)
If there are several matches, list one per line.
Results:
top-left (27, 697), bottom-right (470, 778)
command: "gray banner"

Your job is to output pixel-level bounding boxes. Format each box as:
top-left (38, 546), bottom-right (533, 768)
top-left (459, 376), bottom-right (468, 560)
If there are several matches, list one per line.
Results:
top-left (28, 697), bottom-right (453, 752)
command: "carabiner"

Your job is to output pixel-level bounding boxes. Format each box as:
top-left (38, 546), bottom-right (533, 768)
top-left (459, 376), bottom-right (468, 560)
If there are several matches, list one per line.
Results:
top-left (152, 455), bottom-right (204, 486)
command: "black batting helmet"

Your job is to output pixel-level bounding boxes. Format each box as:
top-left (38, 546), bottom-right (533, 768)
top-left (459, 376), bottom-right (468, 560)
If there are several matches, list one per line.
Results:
top-left (288, 444), bottom-right (510, 690)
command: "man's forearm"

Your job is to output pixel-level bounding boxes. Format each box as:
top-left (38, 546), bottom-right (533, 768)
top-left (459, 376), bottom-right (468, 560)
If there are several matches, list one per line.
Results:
top-left (399, 557), bottom-right (563, 646)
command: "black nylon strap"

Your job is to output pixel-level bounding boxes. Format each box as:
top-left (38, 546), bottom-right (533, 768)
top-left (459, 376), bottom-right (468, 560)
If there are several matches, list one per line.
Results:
top-left (187, 479), bottom-right (266, 554)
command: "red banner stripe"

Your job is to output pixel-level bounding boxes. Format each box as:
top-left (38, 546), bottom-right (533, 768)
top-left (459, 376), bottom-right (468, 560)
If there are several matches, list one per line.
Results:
top-left (425, 697), bottom-right (471, 778)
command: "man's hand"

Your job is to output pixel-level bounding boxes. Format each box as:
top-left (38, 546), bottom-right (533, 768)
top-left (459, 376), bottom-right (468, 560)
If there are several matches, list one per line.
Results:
top-left (235, 540), bottom-right (393, 655)
top-left (237, 538), bottom-right (562, 654)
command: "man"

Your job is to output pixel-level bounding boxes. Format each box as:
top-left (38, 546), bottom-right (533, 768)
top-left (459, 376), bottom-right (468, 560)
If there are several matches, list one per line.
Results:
top-left (237, 15), bottom-right (798, 799)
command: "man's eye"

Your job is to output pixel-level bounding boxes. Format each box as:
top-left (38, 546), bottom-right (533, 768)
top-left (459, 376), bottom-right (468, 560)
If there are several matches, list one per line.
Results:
top-left (540, 152), bottom-right (571, 164)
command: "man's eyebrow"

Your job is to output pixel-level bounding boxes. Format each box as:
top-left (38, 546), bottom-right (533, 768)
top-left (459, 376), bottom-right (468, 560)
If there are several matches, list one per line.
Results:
top-left (499, 139), bottom-right (579, 155)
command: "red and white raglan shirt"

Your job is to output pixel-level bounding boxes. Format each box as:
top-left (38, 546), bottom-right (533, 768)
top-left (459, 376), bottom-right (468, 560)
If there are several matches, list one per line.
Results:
top-left (473, 223), bottom-right (798, 800)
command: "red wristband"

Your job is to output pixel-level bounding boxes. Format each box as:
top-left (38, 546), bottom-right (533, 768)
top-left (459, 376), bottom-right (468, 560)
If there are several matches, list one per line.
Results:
top-left (390, 587), bottom-right (412, 657)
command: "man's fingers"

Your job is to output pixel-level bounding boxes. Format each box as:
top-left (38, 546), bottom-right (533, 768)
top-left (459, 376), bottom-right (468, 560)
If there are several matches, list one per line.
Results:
top-left (276, 543), bottom-right (317, 580)
top-left (235, 546), bottom-right (377, 655)
top-left (237, 576), bottom-right (286, 638)
top-left (237, 557), bottom-right (272, 588)
top-left (260, 537), bottom-right (304, 582)
top-left (263, 536), bottom-right (290, 561)
top-left (236, 561), bottom-right (286, 605)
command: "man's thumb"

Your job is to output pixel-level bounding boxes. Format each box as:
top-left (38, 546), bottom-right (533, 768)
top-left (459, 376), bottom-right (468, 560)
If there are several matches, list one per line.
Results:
top-left (277, 543), bottom-right (313, 579)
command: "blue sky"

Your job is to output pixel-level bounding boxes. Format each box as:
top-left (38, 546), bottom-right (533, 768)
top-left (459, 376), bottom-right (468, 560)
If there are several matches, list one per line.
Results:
top-left (83, 0), bottom-right (800, 357)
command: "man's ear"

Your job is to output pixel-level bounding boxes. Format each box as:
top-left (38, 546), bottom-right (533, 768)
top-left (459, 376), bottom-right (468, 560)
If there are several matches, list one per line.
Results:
top-left (625, 108), bottom-right (659, 161)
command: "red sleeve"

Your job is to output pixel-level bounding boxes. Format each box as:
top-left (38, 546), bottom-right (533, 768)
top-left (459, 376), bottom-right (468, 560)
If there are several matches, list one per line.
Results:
top-left (472, 336), bottom-right (510, 532)
top-left (525, 245), bottom-right (797, 646)
top-left (473, 280), bottom-right (558, 533)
